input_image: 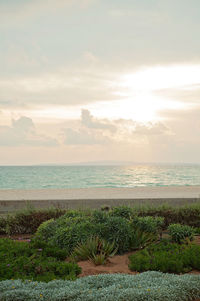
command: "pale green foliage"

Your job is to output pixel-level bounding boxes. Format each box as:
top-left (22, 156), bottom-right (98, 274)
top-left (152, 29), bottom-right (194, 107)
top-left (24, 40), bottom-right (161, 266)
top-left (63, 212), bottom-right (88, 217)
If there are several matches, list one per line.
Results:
top-left (0, 272), bottom-right (200, 300)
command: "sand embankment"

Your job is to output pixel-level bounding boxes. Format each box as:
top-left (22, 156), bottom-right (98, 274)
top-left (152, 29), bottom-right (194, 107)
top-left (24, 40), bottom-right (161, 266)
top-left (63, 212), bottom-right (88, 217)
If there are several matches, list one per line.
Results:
top-left (0, 186), bottom-right (200, 213)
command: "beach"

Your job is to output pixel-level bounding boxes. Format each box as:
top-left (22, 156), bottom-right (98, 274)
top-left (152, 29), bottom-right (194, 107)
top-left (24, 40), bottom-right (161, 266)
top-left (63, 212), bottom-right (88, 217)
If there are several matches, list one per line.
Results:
top-left (0, 186), bottom-right (200, 213)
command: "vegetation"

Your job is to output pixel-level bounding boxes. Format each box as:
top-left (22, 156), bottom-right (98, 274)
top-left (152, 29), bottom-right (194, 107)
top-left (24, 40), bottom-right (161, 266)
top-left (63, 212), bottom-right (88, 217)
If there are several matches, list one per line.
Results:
top-left (0, 204), bottom-right (200, 300)
top-left (35, 210), bottom-right (157, 254)
top-left (168, 223), bottom-right (195, 244)
top-left (71, 236), bottom-right (117, 265)
top-left (0, 238), bottom-right (81, 282)
top-left (129, 239), bottom-right (200, 273)
top-left (0, 207), bottom-right (66, 235)
top-left (1, 203), bottom-right (200, 235)
top-left (0, 272), bottom-right (200, 301)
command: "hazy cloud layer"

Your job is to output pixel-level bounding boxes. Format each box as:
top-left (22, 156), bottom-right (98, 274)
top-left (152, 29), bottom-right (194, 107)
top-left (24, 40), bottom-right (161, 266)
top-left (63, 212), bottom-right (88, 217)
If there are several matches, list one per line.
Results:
top-left (1, 0), bottom-right (200, 163)
top-left (0, 116), bottom-right (58, 147)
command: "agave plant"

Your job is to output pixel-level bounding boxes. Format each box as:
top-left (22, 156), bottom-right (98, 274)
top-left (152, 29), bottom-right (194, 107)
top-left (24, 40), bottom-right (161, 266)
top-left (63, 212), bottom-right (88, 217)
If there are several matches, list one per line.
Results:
top-left (70, 236), bottom-right (117, 265)
top-left (130, 229), bottom-right (157, 250)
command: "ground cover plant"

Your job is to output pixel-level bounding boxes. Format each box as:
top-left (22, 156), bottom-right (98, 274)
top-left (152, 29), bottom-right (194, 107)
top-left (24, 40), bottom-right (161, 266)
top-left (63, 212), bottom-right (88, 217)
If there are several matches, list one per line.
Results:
top-left (0, 238), bottom-right (81, 282)
top-left (129, 239), bottom-right (200, 273)
top-left (0, 272), bottom-right (200, 301)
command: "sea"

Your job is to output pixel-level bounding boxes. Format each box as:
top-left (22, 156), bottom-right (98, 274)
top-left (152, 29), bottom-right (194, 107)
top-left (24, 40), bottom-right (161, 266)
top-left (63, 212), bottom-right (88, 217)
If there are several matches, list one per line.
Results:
top-left (0, 164), bottom-right (200, 189)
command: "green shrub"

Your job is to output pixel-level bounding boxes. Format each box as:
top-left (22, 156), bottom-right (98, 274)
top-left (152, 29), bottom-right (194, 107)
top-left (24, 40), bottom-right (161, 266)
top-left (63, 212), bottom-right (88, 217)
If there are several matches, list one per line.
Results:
top-left (136, 204), bottom-right (200, 228)
top-left (71, 236), bottom-right (117, 264)
top-left (129, 240), bottom-right (200, 273)
top-left (110, 206), bottom-right (134, 219)
top-left (168, 224), bottom-right (195, 244)
top-left (0, 208), bottom-right (66, 235)
top-left (0, 238), bottom-right (81, 281)
top-left (36, 211), bottom-right (157, 255)
top-left (2, 204), bottom-right (200, 235)
top-left (129, 229), bottom-right (157, 250)
top-left (93, 216), bottom-right (133, 254)
top-left (0, 272), bottom-right (200, 300)
top-left (132, 216), bottom-right (164, 234)
top-left (195, 227), bottom-right (200, 235)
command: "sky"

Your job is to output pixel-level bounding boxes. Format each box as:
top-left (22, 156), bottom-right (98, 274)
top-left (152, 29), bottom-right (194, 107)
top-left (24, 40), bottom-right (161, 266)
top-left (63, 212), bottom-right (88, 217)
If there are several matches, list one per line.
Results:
top-left (0, 0), bottom-right (200, 165)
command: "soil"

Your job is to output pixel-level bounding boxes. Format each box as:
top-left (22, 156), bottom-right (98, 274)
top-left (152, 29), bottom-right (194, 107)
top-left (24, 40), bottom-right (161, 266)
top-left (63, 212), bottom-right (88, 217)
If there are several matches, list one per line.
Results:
top-left (78, 235), bottom-right (200, 277)
top-left (78, 252), bottom-right (138, 277)
top-left (1, 234), bottom-right (200, 300)
top-left (2, 233), bottom-right (200, 278)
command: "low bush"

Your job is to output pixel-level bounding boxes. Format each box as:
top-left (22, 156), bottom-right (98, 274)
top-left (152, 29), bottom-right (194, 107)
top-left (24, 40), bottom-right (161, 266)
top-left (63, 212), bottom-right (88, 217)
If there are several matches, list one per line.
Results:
top-left (0, 272), bottom-right (200, 300)
top-left (129, 239), bottom-right (200, 273)
top-left (109, 206), bottom-right (134, 219)
top-left (36, 212), bottom-right (155, 254)
top-left (195, 227), bottom-right (200, 235)
top-left (0, 238), bottom-right (81, 282)
top-left (71, 236), bottom-right (117, 265)
top-left (168, 224), bottom-right (195, 244)
top-left (1, 204), bottom-right (200, 235)
top-left (132, 216), bottom-right (164, 234)
top-left (136, 204), bottom-right (200, 228)
top-left (0, 207), bottom-right (66, 235)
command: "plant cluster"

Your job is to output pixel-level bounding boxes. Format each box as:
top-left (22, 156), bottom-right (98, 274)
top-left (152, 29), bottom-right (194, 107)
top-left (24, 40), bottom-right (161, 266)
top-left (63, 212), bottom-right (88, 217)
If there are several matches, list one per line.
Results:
top-left (71, 236), bottom-right (117, 265)
top-left (168, 223), bottom-right (195, 244)
top-left (36, 210), bottom-right (158, 254)
top-left (0, 238), bottom-right (81, 282)
top-left (129, 239), bottom-right (200, 273)
top-left (0, 272), bottom-right (200, 301)
top-left (132, 216), bottom-right (164, 234)
top-left (1, 203), bottom-right (200, 235)
top-left (136, 204), bottom-right (200, 228)
top-left (0, 207), bottom-right (66, 235)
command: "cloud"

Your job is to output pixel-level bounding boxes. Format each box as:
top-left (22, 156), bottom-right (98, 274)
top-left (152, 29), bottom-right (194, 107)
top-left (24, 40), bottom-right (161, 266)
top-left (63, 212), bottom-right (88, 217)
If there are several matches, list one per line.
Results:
top-left (81, 109), bottom-right (116, 132)
top-left (155, 84), bottom-right (200, 105)
top-left (0, 0), bottom-right (96, 27)
top-left (0, 66), bottom-right (120, 109)
top-left (0, 116), bottom-right (58, 147)
top-left (63, 128), bottom-right (110, 145)
top-left (133, 122), bottom-right (171, 136)
top-left (62, 109), bottom-right (173, 146)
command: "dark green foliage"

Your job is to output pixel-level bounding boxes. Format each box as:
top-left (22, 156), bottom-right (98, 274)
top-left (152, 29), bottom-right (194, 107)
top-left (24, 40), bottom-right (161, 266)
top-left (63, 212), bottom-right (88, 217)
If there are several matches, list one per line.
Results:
top-left (71, 236), bottom-right (117, 265)
top-left (129, 239), bottom-right (200, 273)
top-left (0, 238), bottom-right (81, 282)
top-left (136, 204), bottom-right (200, 228)
top-left (132, 216), bottom-right (164, 234)
top-left (0, 208), bottom-right (66, 235)
top-left (168, 223), bottom-right (195, 244)
top-left (109, 206), bottom-right (134, 219)
top-left (1, 204), bottom-right (200, 235)
top-left (195, 227), bottom-right (200, 234)
top-left (37, 211), bottom-right (155, 254)
top-left (93, 216), bottom-right (133, 254)
top-left (36, 214), bottom-right (96, 253)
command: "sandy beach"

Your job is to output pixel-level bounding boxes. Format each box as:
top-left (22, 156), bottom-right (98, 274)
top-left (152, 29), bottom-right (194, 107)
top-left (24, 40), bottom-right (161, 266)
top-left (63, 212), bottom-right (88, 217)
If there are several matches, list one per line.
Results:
top-left (0, 186), bottom-right (200, 213)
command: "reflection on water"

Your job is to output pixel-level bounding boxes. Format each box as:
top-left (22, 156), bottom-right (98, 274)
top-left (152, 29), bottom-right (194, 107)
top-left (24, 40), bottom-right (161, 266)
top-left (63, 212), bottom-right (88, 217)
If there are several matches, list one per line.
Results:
top-left (0, 164), bottom-right (200, 189)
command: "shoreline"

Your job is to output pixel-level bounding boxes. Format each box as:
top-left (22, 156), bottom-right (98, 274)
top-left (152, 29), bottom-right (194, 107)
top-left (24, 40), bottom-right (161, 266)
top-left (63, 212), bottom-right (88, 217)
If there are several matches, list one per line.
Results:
top-left (0, 186), bottom-right (200, 213)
